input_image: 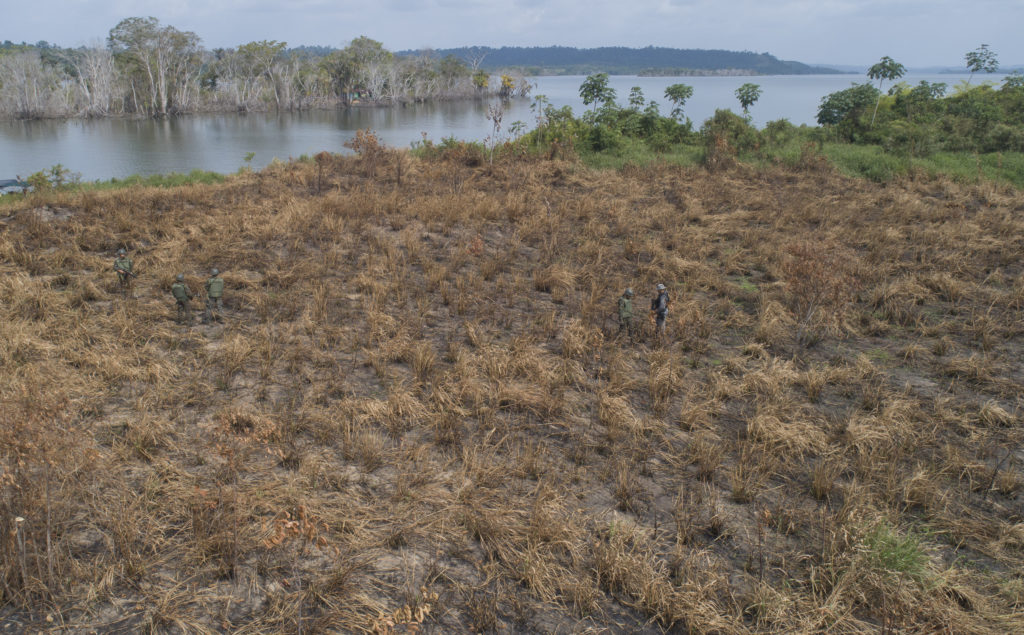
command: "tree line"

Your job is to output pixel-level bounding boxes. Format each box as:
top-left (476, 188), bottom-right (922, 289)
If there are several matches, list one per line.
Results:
top-left (0, 18), bottom-right (531, 120)
top-left (816, 46), bottom-right (1024, 154)
top-left (518, 73), bottom-right (765, 155)
top-left (404, 46), bottom-right (840, 76)
top-left (506, 44), bottom-right (1022, 180)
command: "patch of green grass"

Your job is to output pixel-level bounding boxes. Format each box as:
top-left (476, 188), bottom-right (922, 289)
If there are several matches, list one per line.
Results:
top-left (912, 151), bottom-right (1024, 188)
top-left (807, 143), bottom-right (1024, 188)
top-left (95, 170), bottom-right (227, 189)
top-left (579, 138), bottom-right (702, 170)
top-left (734, 276), bottom-right (758, 295)
top-left (866, 348), bottom-right (892, 362)
top-left (2, 169), bottom-right (227, 206)
top-left (822, 143), bottom-right (911, 182)
top-left (863, 522), bottom-right (930, 584)
top-left (0, 193), bottom-right (27, 209)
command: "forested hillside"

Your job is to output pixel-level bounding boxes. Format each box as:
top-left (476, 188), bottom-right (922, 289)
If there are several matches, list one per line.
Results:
top-left (398, 46), bottom-right (842, 75)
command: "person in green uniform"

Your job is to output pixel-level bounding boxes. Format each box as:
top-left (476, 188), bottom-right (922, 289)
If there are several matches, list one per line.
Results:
top-left (171, 273), bottom-right (194, 324)
top-left (617, 288), bottom-right (635, 339)
top-left (204, 268), bottom-right (225, 323)
top-left (113, 248), bottom-right (134, 296)
top-left (651, 283), bottom-right (670, 341)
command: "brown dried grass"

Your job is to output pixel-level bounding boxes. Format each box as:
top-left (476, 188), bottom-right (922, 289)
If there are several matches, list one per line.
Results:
top-left (0, 151), bottom-right (1021, 632)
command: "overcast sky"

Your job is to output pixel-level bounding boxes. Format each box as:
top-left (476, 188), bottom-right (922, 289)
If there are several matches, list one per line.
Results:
top-left (5, 0), bottom-right (1022, 68)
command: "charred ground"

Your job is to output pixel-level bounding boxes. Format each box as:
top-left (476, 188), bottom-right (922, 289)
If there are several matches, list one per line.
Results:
top-left (1, 151), bottom-right (1022, 633)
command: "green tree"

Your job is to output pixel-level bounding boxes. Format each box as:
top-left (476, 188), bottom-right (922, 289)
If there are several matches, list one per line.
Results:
top-left (472, 69), bottom-right (489, 90)
top-left (817, 82), bottom-right (880, 131)
top-left (321, 49), bottom-right (358, 99)
top-left (627, 86), bottom-right (645, 111)
top-left (664, 83), bottom-right (693, 122)
top-left (893, 80), bottom-right (946, 122)
top-left (867, 56), bottom-right (906, 126)
top-left (499, 74), bottom-right (515, 98)
top-left (218, 40), bottom-right (287, 110)
top-left (321, 36), bottom-right (391, 101)
top-left (108, 16), bottom-right (201, 116)
top-left (240, 41), bottom-right (287, 108)
top-left (437, 55), bottom-right (469, 84)
top-left (579, 72), bottom-right (615, 110)
top-left (735, 82), bottom-right (762, 115)
top-left (965, 44), bottom-right (998, 86)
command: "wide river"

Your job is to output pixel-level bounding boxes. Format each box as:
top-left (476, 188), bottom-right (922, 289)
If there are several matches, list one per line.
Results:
top-left (0, 73), bottom-right (985, 181)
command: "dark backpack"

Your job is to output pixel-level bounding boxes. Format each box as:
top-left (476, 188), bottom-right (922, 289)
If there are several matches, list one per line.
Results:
top-left (652, 292), bottom-right (669, 316)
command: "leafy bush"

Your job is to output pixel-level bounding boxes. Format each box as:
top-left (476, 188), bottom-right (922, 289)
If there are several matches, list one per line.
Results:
top-left (586, 124), bottom-right (624, 153)
top-left (26, 164), bottom-right (80, 191)
top-left (880, 120), bottom-right (941, 157)
top-left (983, 123), bottom-right (1024, 152)
top-left (762, 118), bottom-right (796, 147)
top-left (817, 83), bottom-right (880, 126)
top-left (700, 109), bottom-right (760, 157)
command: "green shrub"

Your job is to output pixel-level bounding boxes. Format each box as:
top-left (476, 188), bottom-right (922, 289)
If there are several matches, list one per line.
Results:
top-left (700, 109), bottom-right (761, 156)
top-left (984, 123), bottom-right (1024, 152)
top-left (763, 119), bottom-right (796, 147)
top-left (586, 124), bottom-right (624, 153)
top-left (880, 120), bottom-right (941, 157)
top-left (862, 522), bottom-right (930, 584)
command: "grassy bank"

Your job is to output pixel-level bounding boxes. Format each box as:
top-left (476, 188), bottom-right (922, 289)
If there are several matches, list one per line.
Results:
top-left (1, 151), bottom-right (1023, 632)
top-left (568, 136), bottom-right (1024, 189)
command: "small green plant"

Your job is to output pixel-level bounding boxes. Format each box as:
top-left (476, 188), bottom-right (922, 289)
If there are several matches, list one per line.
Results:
top-left (862, 522), bottom-right (930, 584)
top-left (26, 164), bottom-right (80, 191)
top-left (866, 348), bottom-right (892, 362)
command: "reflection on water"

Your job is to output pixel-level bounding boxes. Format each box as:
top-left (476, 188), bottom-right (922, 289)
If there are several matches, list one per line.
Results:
top-left (0, 73), bottom-right (980, 180)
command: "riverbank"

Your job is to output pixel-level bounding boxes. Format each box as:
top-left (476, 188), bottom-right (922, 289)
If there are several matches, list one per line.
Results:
top-left (0, 73), bottom-right (991, 181)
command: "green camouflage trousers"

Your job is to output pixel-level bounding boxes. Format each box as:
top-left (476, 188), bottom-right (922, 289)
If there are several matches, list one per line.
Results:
top-left (176, 300), bottom-right (191, 324)
top-left (204, 296), bottom-right (223, 322)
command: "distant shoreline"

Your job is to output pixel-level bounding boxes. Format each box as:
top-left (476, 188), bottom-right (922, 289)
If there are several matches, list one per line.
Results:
top-left (510, 68), bottom-right (850, 78)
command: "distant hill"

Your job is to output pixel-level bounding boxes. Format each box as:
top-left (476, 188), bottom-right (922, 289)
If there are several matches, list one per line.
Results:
top-left (396, 46), bottom-right (842, 76)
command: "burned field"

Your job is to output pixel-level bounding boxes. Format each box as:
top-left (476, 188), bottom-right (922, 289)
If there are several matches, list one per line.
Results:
top-left (1, 151), bottom-right (1023, 632)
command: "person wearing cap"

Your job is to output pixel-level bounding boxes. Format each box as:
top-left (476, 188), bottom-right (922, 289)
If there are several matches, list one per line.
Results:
top-left (171, 273), bottom-right (194, 324)
top-left (617, 288), bottom-right (635, 339)
top-left (112, 248), bottom-right (134, 295)
top-left (204, 268), bottom-right (225, 323)
top-left (650, 283), bottom-right (670, 339)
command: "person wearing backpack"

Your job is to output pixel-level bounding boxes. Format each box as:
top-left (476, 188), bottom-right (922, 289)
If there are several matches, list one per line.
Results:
top-left (171, 273), bottom-right (194, 324)
top-left (204, 268), bottom-right (225, 323)
top-left (650, 283), bottom-right (670, 340)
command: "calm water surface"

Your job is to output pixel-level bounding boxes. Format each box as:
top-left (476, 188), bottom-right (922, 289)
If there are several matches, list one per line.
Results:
top-left (0, 73), bottom-right (983, 181)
